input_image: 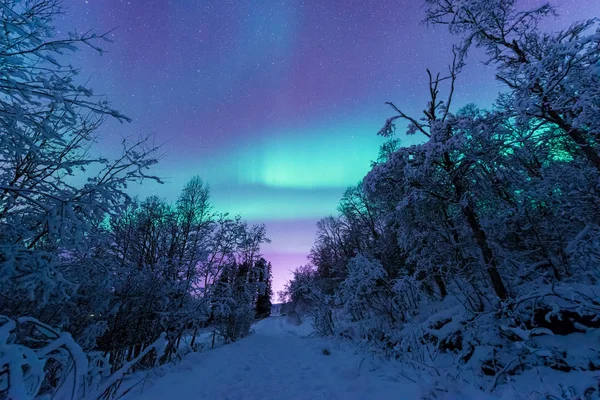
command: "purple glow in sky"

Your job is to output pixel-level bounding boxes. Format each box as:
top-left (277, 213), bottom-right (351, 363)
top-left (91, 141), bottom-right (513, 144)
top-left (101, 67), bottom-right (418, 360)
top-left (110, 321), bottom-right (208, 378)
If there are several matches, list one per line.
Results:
top-left (57, 0), bottom-right (600, 295)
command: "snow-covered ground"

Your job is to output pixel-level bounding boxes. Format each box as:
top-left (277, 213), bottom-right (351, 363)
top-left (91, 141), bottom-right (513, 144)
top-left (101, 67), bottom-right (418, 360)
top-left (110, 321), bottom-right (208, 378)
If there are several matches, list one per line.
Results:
top-left (125, 317), bottom-right (419, 400)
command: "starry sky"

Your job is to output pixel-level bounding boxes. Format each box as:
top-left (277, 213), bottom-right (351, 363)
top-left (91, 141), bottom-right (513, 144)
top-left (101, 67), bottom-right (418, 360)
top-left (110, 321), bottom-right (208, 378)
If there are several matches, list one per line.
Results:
top-left (57, 0), bottom-right (600, 296)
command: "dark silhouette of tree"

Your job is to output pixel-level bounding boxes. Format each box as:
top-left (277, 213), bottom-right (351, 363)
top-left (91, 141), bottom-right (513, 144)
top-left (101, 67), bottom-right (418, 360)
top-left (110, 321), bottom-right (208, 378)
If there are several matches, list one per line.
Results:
top-left (255, 258), bottom-right (273, 318)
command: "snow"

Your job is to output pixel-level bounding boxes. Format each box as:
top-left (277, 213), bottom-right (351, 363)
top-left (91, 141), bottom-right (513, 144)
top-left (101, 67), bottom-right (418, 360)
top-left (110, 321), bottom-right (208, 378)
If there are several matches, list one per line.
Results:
top-left (125, 317), bottom-right (419, 400)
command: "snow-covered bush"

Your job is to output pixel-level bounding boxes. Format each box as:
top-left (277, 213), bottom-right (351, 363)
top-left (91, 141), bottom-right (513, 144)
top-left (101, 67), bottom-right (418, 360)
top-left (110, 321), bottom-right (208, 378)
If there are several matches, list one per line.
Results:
top-left (0, 316), bottom-right (170, 400)
top-left (0, 316), bottom-right (88, 400)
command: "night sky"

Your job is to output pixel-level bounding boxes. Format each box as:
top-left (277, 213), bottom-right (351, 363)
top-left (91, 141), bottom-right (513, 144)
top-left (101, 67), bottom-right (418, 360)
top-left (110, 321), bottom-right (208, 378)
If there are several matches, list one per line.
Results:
top-left (57, 0), bottom-right (600, 295)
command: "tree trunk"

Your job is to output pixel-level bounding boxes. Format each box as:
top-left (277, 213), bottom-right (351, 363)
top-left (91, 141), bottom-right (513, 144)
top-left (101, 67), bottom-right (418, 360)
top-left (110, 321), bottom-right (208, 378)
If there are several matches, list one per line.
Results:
top-left (461, 202), bottom-right (509, 300)
top-left (190, 327), bottom-right (198, 348)
top-left (567, 127), bottom-right (600, 173)
top-left (445, 151), bottom-right (509, 301)
top-left (434, 273), bottom-right (447, 298)
top-left (546, 109), bottom-right (600, 173)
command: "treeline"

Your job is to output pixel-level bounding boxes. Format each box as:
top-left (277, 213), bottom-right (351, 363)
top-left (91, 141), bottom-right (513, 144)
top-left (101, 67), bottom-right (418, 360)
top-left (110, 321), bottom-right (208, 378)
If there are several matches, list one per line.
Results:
top-left (283, 0), bottom-right (600, 397)
top-left (0, 1), bottom-right (271, 399)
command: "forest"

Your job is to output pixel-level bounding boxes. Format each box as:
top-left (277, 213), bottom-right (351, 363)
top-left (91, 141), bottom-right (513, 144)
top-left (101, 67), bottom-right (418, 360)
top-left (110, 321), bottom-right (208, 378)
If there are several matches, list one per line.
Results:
top-left (1, 0), bottom-right (600, 399)
top-left (0, 1), bottom-right (273, 398)
top-left (282, 0), bottom-right (600, 398)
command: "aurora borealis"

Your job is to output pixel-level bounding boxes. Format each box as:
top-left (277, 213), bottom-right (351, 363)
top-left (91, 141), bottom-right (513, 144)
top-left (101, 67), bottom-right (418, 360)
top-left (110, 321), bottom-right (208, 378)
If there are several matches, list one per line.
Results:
top-left (57, 0), bottom-right (600, 295)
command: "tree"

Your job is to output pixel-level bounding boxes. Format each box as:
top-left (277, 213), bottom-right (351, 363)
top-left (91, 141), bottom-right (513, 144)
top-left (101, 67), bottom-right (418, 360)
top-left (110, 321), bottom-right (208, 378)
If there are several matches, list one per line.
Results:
top-left (0, 0), bottom-right (161, 330)
top-left (0, 0), bottom-right (161, 319)
top-left (377, 59), bottom-right (510, 300)
top-left (0, 1), bottom-right (162, 397)
top-left (206, 222), bottom-right (270, 342)
top-left (424, 0), bottom-right (600, 172)
top-left (255, 258), bottom-right (273, 318)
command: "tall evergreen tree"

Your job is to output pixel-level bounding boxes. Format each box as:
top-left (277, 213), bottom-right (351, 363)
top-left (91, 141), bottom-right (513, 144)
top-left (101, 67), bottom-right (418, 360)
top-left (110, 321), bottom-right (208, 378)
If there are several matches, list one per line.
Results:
top-left (255, 258), bottom-right (273, 318)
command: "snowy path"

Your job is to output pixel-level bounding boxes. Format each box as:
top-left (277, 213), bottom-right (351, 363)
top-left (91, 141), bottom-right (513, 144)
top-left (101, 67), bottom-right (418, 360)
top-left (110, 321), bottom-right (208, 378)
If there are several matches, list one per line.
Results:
top-left (128, 317), bottom-right (418, 400)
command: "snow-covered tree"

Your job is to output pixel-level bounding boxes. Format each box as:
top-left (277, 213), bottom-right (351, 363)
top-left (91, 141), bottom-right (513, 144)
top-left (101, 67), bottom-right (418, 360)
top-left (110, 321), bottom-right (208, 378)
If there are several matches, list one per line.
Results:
top-left (0, 1), bottom-right (164, 397)
top-left (424, 0), bottom-right (600, 172)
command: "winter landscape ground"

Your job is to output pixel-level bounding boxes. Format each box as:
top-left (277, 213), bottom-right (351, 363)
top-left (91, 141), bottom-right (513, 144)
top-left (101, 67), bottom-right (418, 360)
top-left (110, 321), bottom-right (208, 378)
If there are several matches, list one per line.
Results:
top-left (124, 313), bottom-right (600, 400)
top-left (119, 312), bottom-right (600, 400)
top-left (125, 317), bottom-right (419, 400)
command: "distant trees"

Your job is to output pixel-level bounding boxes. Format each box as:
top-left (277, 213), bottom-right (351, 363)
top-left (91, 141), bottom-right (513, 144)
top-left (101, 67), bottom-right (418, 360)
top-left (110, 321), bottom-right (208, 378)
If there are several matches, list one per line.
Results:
top-left (0, 2), bottom-right (272, 399)
top-left (210, 245), bottom-right (271, 343)
top-left (255, 258), bottom-right (273, 319)
top-left (284, 0), bottom-right (600, 395)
